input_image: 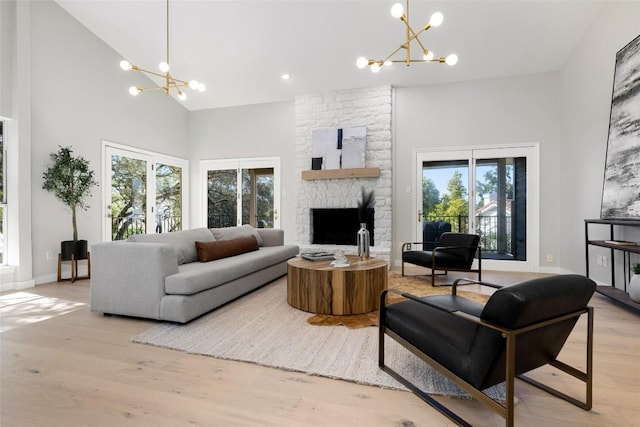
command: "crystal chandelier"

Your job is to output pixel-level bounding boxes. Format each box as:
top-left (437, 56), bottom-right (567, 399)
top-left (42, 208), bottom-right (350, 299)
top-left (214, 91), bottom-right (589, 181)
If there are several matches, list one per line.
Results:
top-left (119, 0), bottom-right (205, 100)
top-left (357, 0), bottom-right (458, 73)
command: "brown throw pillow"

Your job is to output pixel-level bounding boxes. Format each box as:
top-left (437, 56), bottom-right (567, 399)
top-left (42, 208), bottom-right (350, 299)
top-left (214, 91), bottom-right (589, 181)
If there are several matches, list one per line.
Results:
top-left (195, 235), bottom-right (259, 262)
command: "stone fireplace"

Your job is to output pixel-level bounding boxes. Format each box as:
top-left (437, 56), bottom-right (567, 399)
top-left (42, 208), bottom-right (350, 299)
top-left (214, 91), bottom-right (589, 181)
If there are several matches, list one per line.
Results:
top-left (294, 86), bottom-right (393, 262)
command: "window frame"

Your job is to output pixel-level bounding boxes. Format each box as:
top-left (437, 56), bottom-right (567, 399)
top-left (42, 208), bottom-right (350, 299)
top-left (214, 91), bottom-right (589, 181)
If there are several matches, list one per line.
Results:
top-left (102, 141), bottom-right (189, 241)
top-left (414, 143), bottom-right (540, 272)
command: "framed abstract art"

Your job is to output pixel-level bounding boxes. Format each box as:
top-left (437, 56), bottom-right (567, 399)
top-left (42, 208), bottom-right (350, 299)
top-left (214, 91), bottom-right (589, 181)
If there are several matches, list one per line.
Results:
top-left (601, 34), bottom-right (640, 219)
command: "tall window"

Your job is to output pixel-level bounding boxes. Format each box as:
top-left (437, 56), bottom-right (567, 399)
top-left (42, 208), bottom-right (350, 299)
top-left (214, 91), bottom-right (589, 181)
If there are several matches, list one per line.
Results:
top-left (103, 143), bottom-right (188, 241)
top-left (416, 145), bottom-right (539, 270)
top-left (201, 158), bottom-right (280, 229)
top-left (0, 120), bottom-right (6, 265)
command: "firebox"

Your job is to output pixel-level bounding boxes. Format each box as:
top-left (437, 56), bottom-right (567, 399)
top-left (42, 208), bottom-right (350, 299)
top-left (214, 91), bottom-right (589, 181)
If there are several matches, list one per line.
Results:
top-left (311, 208), bottom-right (374, 246)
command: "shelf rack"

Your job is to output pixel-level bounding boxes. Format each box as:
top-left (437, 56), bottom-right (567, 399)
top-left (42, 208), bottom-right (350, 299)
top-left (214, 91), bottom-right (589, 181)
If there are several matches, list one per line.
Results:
top-left (585, 218), bottom-right (640, 313)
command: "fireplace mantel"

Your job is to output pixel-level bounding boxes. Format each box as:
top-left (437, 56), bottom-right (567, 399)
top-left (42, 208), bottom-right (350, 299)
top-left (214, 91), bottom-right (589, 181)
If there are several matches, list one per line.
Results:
top-left (301, 167), bottom-right (380, 181)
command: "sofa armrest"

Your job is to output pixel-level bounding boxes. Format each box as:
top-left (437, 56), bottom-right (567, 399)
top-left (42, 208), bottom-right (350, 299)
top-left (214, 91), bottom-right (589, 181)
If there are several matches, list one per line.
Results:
top-left (90, 241), bottom-right (179, 320)
top-left (257, 229), bottom-right (284, 247)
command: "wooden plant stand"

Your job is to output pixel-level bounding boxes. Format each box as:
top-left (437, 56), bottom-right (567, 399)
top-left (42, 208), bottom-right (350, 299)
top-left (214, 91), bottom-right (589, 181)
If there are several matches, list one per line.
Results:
top-left (57, 252), bottom-right (91, 283)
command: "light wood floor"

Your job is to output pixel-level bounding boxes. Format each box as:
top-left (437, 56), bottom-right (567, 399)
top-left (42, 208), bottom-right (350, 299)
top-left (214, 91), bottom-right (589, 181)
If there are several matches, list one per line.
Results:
top-left (1, 269), bottom-right (638, 427)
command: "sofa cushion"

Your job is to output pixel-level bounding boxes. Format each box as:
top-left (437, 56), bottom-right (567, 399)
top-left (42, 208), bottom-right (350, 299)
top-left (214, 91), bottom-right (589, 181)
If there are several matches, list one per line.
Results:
top-left (210, 224), bottom-right (264, 246)
top-left (128, 228), bottom-right (215, 265)
top-left (164, 245), bottom-right (299, 295)
top-left (196, 236), bottom-right (259, 262)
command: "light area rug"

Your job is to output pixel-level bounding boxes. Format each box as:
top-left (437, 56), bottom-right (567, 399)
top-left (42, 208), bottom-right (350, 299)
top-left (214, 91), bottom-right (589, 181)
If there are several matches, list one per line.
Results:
top-left (307, 271), bottom-right (490, 328)
top-left (132, 277), bottom-right (506, 401)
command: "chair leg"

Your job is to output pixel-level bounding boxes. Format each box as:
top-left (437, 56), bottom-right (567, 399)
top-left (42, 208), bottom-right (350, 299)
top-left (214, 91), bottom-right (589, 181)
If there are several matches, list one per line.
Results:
top-left (517, 307), bottom-right (593, 411)
top-left (379, 326), bottom-right (472, 427)
top-left (505, 332), bottom-right (516, 427)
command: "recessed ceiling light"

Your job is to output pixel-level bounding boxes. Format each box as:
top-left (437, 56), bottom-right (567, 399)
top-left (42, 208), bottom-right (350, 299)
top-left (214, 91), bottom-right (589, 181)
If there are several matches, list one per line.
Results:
top-left (281, 74), bottom-right (291, 80)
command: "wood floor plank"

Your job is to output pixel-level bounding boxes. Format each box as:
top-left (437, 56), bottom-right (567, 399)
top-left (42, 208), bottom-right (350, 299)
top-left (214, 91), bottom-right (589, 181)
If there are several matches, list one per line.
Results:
top-left (1, 271), bottom-right (639, 426)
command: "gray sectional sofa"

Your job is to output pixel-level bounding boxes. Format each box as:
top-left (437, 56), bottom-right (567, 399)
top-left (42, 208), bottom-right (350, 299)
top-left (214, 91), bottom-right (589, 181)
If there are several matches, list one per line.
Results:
top-left (90, 225), bottom-right (299, 323)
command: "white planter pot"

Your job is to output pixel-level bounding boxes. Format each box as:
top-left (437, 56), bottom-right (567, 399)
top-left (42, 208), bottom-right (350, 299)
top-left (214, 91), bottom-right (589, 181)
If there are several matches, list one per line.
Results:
top-left (629, 274), bottom-right (640, 303)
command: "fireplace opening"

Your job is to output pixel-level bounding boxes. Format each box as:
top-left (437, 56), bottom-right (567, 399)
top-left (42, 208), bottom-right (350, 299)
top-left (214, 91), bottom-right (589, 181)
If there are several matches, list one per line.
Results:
top-left (311, 208), bottom-right (374, 246)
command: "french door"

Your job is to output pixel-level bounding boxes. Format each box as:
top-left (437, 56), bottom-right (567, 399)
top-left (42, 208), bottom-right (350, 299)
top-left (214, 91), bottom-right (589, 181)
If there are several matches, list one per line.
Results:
top-left (103, 143), bottom-right (188, 241)
top-left (201, 157), bottom-right (280, 229)
top-left (415, 145), bottom-right (539, 270)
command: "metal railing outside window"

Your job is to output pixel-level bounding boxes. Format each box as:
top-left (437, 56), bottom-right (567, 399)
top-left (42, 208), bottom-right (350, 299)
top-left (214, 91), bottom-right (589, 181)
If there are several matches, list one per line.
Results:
top-left (112, 213), bottom-right (182, 240)
top-left (423, 214), bottom-right (513, 255)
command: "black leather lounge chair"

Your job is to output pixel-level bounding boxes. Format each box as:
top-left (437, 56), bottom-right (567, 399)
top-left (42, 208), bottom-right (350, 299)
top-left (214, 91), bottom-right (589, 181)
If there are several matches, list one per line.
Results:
top-left (401, 232), bottom-right (481, 286)
top-left (420, 220), bottom-right (452, 250)
top-left (379, 274), bottom-right (596, 427)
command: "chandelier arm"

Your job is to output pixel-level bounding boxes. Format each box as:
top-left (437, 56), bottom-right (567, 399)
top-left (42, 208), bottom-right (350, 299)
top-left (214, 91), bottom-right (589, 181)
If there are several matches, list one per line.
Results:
top-left (169, 78), bottom-right (188, 94)
top-left (380, 24), bottom-right (428, 64)
top-left (132, 67), bottom-right (167, 79)
top-left (171, 77), bottom-right (190, 86)
top-left (403, 22), bottom-right (430, 50)
top-left (404, 16), bottom-right (410, 65)
top-left (137, 86), bottom-right (167, 93)
top-left (389, 58), bottom-right (444, 64)
top-left (381, 43), bottom-right (409, 64)
top-left (410, 26), bottom-right (431, 53)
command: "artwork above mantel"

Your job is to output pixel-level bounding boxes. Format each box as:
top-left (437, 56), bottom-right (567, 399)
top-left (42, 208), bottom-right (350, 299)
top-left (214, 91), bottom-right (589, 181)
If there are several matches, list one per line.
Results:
top-left (311, 127), bottom-right (367, 171)
top-left (301, 167), bottom-right (380, 180)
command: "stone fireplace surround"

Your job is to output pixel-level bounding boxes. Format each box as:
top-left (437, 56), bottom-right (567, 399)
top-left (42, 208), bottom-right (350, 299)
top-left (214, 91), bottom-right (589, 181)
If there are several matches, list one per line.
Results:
top-left (294, 86), bottom-right (392, 262)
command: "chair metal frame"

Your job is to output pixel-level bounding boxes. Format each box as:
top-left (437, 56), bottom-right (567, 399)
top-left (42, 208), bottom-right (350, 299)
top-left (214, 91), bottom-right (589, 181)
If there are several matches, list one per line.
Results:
top-left (401, 242), bottom-right (482, 286)
top-left (378, 279), bottom-right (593, 427)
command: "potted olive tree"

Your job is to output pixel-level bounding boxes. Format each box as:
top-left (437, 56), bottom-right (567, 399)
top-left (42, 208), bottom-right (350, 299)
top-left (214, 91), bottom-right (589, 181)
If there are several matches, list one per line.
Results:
top-left (42, 146), bottom-right (98, 261)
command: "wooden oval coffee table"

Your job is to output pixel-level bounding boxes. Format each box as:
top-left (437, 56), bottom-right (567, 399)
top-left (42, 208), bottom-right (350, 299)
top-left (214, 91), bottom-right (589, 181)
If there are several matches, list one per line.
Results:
top-left (287, 255), bottom-right (388, 315)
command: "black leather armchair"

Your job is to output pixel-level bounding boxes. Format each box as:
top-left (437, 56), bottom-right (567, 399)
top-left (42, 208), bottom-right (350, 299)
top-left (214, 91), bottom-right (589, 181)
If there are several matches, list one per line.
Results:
top-left (401, 232), bottom-right (481, 286)
top-left (420, 220), bottom-right (452, 250)
top-left (379, 274), bottom-right (595, 427)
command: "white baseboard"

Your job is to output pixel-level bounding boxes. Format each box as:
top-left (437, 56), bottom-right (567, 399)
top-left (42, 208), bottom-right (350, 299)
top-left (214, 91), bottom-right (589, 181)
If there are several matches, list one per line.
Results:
top-left (0, 278), bottom-right (36, 292)
top-left (34, 274), bottom-right (58, 285)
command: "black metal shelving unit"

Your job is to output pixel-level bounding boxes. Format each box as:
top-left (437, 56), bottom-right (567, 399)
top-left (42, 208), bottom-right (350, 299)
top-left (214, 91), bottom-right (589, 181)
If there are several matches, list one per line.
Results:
top-left (585, 219), bottom-right (640, 313)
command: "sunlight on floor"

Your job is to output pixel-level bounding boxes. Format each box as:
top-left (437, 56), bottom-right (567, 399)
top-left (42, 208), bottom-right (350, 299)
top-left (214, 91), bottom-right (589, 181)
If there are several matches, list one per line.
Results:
top-left (0, 292), bottom-right (87, 333)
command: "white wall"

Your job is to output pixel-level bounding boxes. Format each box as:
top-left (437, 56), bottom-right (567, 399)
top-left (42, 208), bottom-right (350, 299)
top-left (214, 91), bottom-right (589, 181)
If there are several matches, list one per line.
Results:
top-left (188, 101), bottom-right (297, 243)
top-left (558, 1), bottom-right (640, 284)
top-left (5, 0), bottom-right (639, 286)
top-left (26, 0), bottom-right (189, 284)
top-left (1, 0), bottom-right (34, 290)
top-left (393, 72), bottom-right (561, 268)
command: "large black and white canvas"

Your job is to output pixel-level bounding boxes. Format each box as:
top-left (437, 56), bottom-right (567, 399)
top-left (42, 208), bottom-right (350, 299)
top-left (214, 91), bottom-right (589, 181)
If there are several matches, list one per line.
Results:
top-left (601, 34), bottom-right (640, 219)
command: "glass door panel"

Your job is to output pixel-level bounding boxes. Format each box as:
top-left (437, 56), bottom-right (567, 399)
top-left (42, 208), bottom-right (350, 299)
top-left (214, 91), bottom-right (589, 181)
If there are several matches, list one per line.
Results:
top-left (475, 156), bottom-right (527, 261)
top-left (109, 153), bottom-right (149, 240)
top-left (155, 163), bottom-right (183, 233)
top-left (421, 160), bottom-right (470, 233)
top-left (207, 169), bottom-right (238, 228)
top-left (241, 168), bottom-right (274, 228)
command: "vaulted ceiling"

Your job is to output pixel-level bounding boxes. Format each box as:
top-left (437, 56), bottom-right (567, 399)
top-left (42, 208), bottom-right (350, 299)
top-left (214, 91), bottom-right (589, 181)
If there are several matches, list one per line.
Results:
top-left (56, 0), bottom-right (605, 111)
